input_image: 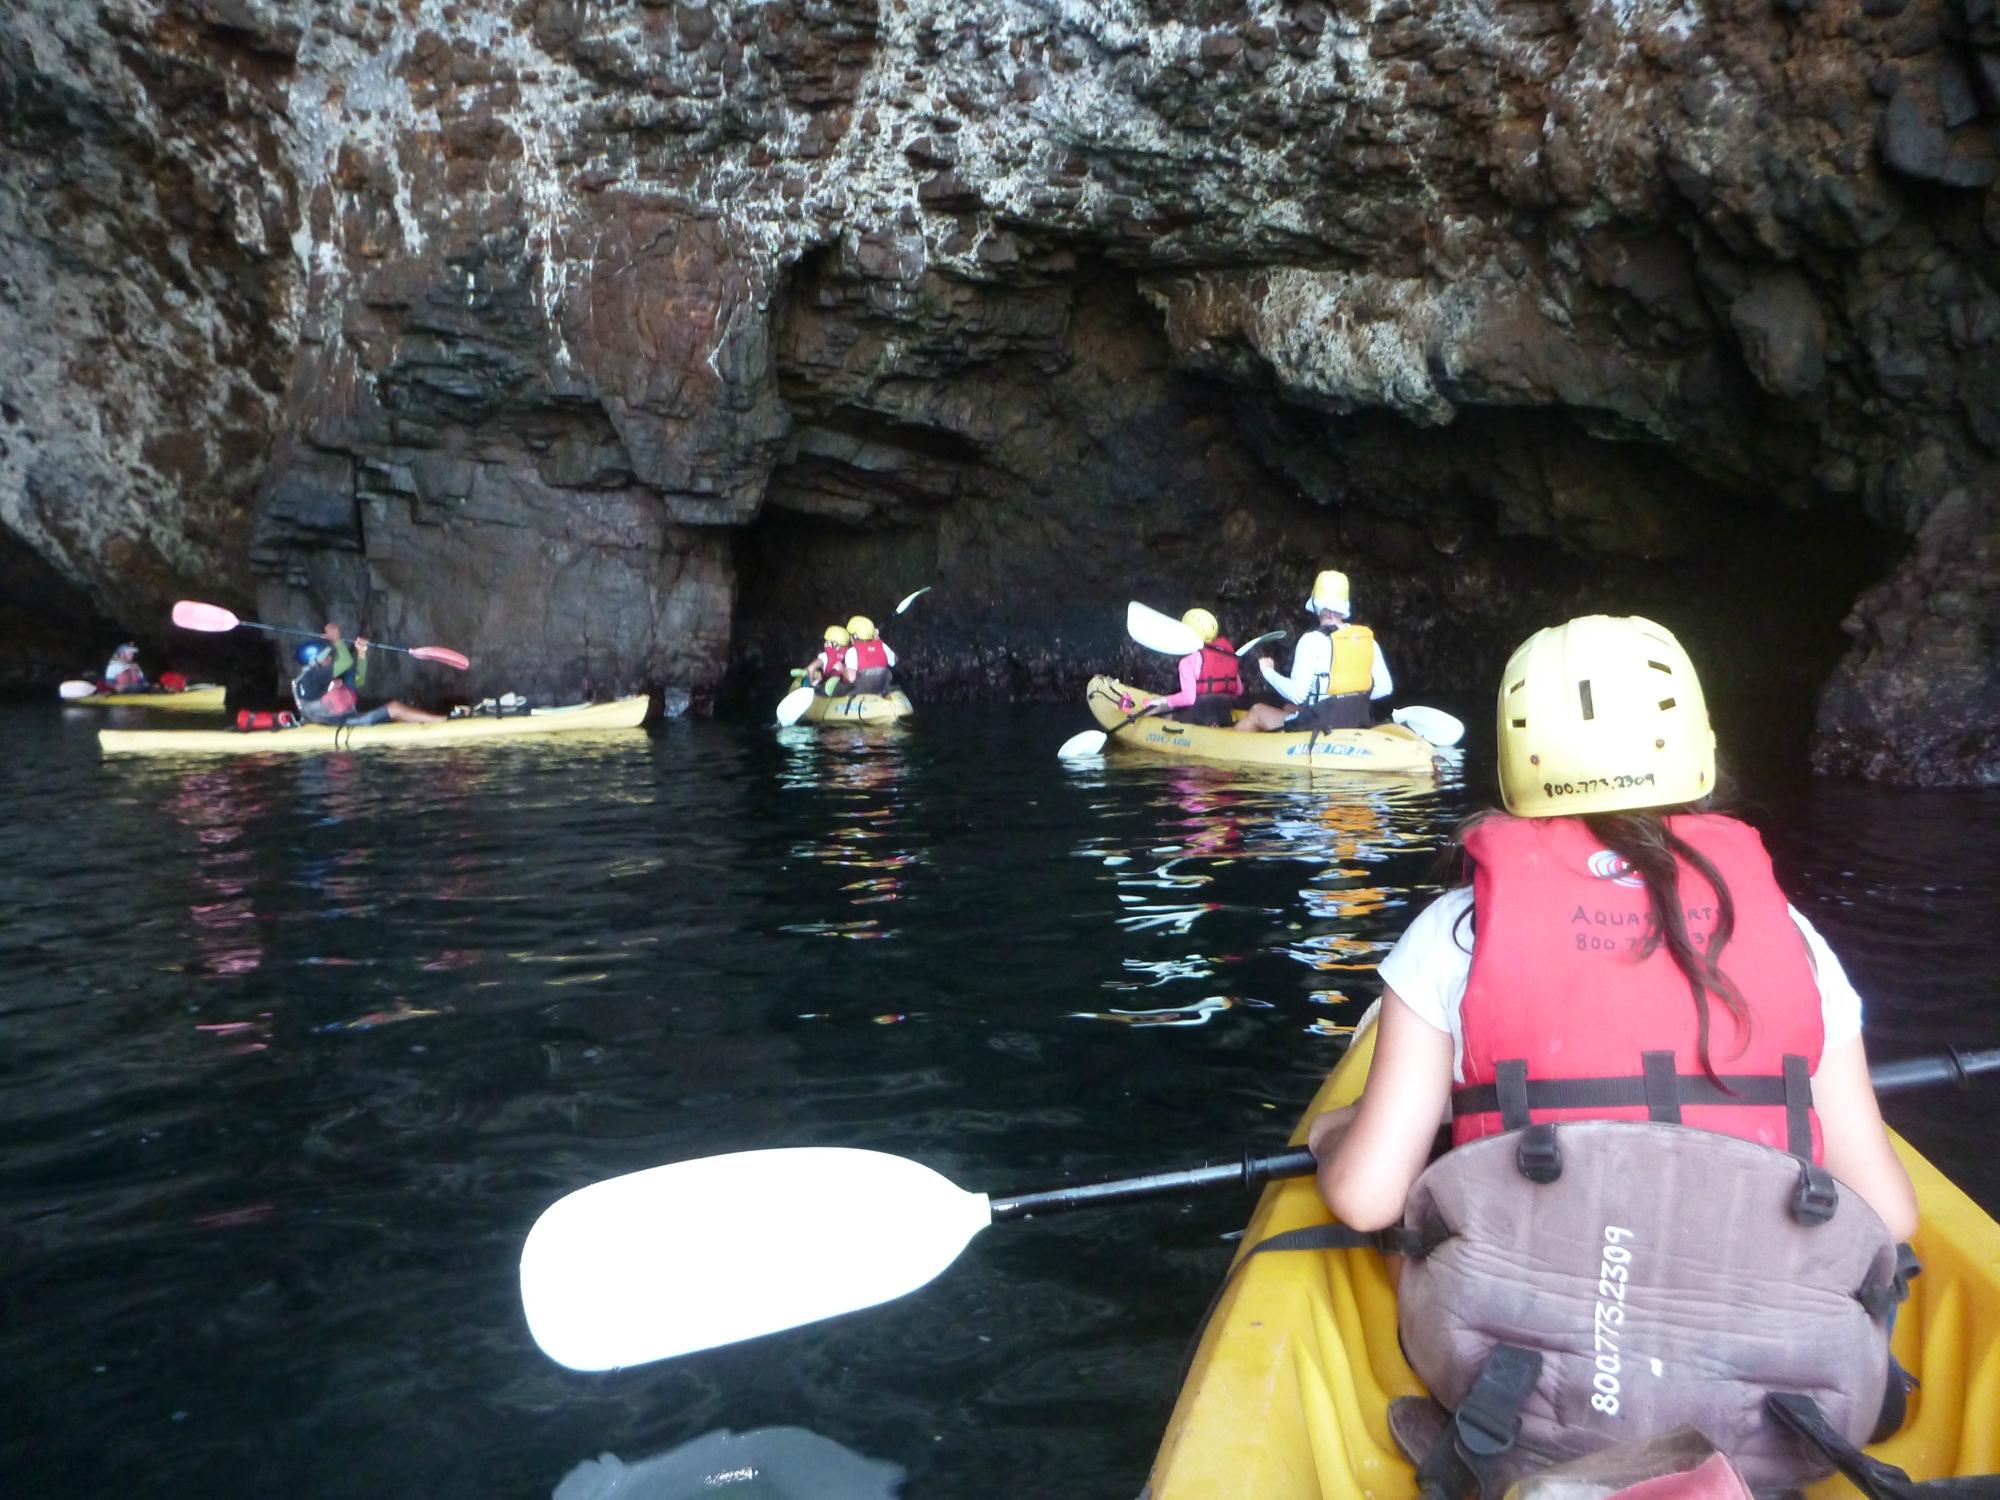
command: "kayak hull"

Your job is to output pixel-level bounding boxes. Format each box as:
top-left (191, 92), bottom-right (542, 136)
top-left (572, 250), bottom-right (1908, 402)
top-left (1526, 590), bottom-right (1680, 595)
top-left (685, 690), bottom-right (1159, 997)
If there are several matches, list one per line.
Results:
top-left (65, 685), bottom-right (225, 712)
top-left (795, 689), bottom-right (914, 725)
top-left (1086, 676), bottom-right (1437, 776)
top-left (99, 696), bottom-right (650, 755)
top-left (1148, 1014), bottom-right (2000, 1496)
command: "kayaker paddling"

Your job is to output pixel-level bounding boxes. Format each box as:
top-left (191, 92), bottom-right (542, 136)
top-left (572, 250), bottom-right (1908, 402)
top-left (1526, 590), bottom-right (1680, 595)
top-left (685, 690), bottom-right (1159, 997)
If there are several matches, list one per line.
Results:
top-left (805, 624), bottom-right (852, 692)
top-left (1136, 608), bottom-right (1243, 727)
top-left (841, 615), bottom-right (897, 696)
top-left (1304, 614), bottom-right (1918, 1495)
top-left (1235, 568), bottom-right (1393, 734)
top-left (291, 634), bottom-right (444, 727)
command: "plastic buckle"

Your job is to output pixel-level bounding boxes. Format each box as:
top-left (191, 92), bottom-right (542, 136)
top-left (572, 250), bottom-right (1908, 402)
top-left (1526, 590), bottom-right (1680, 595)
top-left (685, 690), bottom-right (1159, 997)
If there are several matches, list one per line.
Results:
top-left (1515, 1124), bottom-right (1563, 1185)
top-left (1453, 1345), bottom-right (1543, 1458)
top-left (1791, 1163), bottom-right (1839, 1226)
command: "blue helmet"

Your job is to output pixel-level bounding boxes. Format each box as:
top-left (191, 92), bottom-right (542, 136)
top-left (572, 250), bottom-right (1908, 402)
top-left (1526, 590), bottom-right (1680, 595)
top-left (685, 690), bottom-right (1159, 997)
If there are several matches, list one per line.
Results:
top-left (295, 640), bottom-right (331, 667)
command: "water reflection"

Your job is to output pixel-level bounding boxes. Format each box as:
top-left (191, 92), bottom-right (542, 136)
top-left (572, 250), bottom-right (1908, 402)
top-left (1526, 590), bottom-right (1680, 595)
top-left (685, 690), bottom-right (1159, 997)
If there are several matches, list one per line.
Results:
top-left (775, 727), bottom-right (924, 942)
top-left (1069, 765), bottom-right (1450, 1042)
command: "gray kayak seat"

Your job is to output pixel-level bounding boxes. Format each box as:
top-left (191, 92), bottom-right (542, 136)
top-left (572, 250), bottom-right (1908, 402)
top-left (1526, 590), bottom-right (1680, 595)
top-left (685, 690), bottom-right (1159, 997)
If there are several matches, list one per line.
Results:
top-left (1246, 1116), bottom-right (1914, 1499)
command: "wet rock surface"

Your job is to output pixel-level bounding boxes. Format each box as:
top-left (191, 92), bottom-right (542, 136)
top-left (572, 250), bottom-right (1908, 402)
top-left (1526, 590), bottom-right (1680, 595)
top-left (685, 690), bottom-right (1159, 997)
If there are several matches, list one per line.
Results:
top-left (1, 0), bottom-right (1996, 779)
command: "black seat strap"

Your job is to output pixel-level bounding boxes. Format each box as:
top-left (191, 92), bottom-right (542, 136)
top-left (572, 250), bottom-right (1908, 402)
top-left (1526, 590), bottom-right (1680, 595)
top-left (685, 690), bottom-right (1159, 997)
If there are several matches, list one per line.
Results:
top-left (1409, 1344), bottom-right (1545, 1499)
top-left (1782, 1053), bottom-right (1814, 1160)
top-left (1642, 1050), bottom-right (1682, 1123)
top-left (1493, 1060), bottom-right (1532, 1131)
top-left (1766, 1393), bottom-right (2000, 1497)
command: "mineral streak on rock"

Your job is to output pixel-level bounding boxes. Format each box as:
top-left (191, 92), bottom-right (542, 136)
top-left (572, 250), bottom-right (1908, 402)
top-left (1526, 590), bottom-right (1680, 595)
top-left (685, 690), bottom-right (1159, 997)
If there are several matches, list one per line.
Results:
top-left (0, 0), bottom-right (1996, 778)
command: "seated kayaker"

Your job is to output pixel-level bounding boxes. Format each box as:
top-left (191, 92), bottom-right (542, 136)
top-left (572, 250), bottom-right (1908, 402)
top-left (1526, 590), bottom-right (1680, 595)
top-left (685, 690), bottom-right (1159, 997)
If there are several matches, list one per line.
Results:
top-left (100, 642), bottom-right (146, 693)
top-left (1234, 569), bottom-right (1391, 733)
top-left (1304, 615), bottom-right (1918, 1496)
top-left (805, 624), bottom-right (852, 694)
top-left (1139, 608), bottom-right (1242, 727)
top-left (842, 615), bottom-right (897, 696)
top-left (291, 638), bottom-right (444, 726)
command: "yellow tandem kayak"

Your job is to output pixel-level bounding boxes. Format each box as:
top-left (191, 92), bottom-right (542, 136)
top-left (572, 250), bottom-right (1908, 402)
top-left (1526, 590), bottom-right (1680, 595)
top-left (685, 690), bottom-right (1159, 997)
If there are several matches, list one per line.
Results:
top-left (1147, 1012), bottom-right (2000, 1497)
top-left (99, 696), bottom-right (651, 755)
top-left (794, 688), bottom-right (914, 725)
top-left (1087, 676), bottom-right (1438, 777)
top-left (64, 685), bottom-right (226, 711)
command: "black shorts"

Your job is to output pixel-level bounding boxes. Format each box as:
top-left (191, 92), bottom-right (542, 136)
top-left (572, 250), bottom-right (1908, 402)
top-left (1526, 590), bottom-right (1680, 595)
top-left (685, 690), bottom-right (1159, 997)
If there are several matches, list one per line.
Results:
top-left (1287, 692), bottom-right (1371, 731)
top-left (1177, 694), bottom-right (1239, 727)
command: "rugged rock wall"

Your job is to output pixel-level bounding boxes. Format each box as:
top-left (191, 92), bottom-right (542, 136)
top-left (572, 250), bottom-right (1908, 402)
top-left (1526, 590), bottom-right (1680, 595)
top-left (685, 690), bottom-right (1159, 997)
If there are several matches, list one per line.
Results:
top-left (1, 0), bottom-right (1995, 778)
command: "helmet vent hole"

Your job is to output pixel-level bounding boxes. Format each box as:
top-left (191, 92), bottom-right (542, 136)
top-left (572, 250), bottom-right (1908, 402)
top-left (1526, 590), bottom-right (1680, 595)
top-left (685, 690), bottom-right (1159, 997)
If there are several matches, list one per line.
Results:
top-left (1658, 697), bottom-right (1676, 711)
top-left (1511, 718), bottom-right (1526, 729)
top-left (1647, 660), bottom-right (1672, 674)
top-left (1509, 679), bottom-right (1525, 694)
top-left (1656, 738), bottom-right (1665, 749)
top-left (1578, 681), bottom-right (1595, 721)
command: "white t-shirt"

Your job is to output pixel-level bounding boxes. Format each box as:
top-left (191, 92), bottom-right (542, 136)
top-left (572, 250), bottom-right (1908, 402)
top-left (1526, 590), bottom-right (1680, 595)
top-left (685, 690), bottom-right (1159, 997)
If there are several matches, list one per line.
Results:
top-left (1379, 885), bottom-right (1864, 1083)
top-left (1258, 631), bottom-right (1394, 705)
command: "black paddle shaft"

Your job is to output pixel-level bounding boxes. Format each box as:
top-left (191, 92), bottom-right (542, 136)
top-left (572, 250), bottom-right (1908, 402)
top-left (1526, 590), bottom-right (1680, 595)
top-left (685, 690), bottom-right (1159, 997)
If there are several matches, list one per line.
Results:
top-left (984, 1048), bottom-right (1999, 1223)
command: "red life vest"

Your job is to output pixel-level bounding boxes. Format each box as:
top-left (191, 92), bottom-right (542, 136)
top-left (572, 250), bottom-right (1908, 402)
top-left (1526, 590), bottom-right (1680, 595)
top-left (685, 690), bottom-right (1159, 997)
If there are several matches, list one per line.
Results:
top-left (1454, 813), bottom-right (1826, 1161)
top-left (852, 637), bottom-right (890, 672)
top-left (817, 647), bottom-right (847, 679)
top-left (1194, 640), bottom-right (1241, 697)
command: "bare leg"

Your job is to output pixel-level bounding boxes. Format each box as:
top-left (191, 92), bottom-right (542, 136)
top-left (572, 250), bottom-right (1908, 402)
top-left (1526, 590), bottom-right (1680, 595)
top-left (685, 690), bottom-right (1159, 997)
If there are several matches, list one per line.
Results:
top-left (1234, 703), bottom-right (1290, 733)
top-left (387, 700), bottom-right (447, 724)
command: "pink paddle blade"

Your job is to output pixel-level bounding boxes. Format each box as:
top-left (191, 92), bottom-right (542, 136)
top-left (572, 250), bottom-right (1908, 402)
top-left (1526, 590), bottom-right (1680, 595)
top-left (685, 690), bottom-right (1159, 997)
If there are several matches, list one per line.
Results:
top-left (409, 646), bottom-right (471, 670)
top-left (173, 600), bottom-right (242, 633)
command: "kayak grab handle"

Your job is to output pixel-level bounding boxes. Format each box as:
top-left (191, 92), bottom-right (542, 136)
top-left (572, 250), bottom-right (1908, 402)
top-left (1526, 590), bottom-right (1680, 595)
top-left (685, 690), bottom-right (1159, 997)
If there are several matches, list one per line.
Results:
top-left (990, 1147), bottom-right (1318, 1222)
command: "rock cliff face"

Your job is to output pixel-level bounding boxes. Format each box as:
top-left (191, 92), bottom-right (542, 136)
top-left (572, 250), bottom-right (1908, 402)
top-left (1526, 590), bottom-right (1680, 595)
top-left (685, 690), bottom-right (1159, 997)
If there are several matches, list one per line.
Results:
top-left (1, 0), bottom-right (1995, 778)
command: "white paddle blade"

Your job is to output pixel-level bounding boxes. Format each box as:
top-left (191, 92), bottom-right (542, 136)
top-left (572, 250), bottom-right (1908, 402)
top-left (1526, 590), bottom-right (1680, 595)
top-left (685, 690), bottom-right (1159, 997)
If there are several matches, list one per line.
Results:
top-left (894, 586), bottom-right (932, 615)
top-left (1393, 705), bottom-right (1465, 748)
top-left (1126, 602), bottom-right (1203, 657)
top-left (1057, 729), bottom-right (1108, 760)
top-left (776, 686), bottom-right (817, 726)
top-left (520, 1148), bottom-right (993, 1371)
top-left (58, 680), bottom-right (99, 700)
top-left (1235, 630), bottom-right (1285, 658)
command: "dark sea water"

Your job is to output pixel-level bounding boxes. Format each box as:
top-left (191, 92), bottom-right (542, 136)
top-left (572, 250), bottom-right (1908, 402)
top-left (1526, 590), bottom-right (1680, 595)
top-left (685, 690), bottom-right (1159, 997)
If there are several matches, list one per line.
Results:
top-left (2, 699), bottom-right (1995, 1497)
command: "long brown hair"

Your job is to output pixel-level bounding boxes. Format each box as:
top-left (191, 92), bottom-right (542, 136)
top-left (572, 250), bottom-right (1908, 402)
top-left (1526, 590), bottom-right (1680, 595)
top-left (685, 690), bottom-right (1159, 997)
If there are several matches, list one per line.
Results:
top-left (1447, 799), bottom-right (1752, 1074)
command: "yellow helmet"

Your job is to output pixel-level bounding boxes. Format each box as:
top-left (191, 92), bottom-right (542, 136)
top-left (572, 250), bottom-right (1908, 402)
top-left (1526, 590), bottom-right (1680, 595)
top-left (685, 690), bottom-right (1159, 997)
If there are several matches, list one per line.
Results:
top-left (1307, 569), bottom-right (1351, 616)
top-left (1496, 615), bottom-right (1716, 819)
top-left (822, 625), bottom-right (851, 648)
top-left (846, 615), bottom-right (877, 641)
top-left (1180, 607), bottom-right (1220, 643)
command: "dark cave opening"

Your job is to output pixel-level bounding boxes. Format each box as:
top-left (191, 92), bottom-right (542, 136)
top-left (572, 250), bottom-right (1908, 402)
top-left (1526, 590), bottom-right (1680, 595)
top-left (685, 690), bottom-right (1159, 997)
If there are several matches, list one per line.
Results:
top-left (727, 254), bottom-right (1896, 777)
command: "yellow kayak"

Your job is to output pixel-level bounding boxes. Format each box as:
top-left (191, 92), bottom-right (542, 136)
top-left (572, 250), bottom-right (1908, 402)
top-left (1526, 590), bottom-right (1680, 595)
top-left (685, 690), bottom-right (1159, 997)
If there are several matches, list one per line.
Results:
top-left (795, 688), bottom-right (914, 725)
top-left (99, 696), bottom-right (650, 755)
top-left (1148, 1012), bottom-right (2000, 1497)
top-left (1087, 676), bottom-right (1438, 776)
top-left (65, 685), bottom-right (226, 712)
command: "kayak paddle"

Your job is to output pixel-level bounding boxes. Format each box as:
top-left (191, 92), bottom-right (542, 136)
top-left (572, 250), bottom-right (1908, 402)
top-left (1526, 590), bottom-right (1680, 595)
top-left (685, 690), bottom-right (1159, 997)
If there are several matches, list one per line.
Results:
top-left (519, 1045), bottom-right (2000, 1371)
top-left (1391, 706), bottom-right (1465, 748)
top-left (58, 680), bottom-right (101, 700)
top-left (1126, 601), bottom-right (1204, 657)
top-left (171, 601), bottom-right (470, 670)
top-left (776, 685), bottom-right (819, 727)
top-left (1235, 630), bottom-right (1286, 658)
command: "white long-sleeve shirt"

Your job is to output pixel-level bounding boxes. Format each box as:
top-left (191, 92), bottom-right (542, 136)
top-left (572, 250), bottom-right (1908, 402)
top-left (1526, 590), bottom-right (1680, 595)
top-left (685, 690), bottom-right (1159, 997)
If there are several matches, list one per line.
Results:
top-left (1258, 631), bottom-right (1392, 705)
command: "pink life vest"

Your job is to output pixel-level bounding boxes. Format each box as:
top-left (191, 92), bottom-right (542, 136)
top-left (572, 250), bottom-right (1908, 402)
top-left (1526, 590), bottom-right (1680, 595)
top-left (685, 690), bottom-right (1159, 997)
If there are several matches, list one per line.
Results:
top-left (851, 637), bottom-right (890, 673)
top-left (1455, 813), bottom-right (1826, 1162)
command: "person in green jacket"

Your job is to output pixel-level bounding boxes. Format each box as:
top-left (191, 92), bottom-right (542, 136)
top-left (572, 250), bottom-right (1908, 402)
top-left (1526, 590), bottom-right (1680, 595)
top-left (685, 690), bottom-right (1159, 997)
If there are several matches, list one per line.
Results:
top-left (292, 623), bottom-right (443, 726)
